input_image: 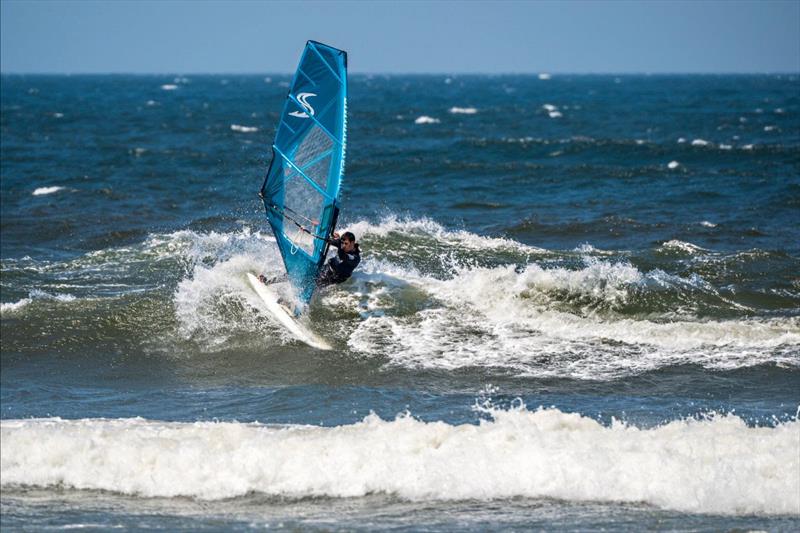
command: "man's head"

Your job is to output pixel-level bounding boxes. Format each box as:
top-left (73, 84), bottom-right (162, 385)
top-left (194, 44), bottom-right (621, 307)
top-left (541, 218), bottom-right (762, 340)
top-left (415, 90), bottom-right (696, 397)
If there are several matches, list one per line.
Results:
top-left (341, 231), bottom-right (356, 253)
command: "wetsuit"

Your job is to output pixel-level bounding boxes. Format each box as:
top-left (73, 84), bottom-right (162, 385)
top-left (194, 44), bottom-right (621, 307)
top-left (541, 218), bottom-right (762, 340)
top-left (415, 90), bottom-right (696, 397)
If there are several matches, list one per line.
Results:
top-left (317, 238), bottom-right (360, 287)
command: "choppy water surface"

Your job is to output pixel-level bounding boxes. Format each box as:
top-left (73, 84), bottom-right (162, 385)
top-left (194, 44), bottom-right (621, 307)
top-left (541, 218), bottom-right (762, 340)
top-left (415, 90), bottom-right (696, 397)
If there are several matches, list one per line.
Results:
top-left (2, 73), bottom-right (799, 530)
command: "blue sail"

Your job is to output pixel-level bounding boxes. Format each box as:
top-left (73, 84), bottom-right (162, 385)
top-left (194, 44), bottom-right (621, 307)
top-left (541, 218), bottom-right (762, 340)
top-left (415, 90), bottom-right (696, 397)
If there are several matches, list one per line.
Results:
top-left (260, 41), bottom-right (347, 308)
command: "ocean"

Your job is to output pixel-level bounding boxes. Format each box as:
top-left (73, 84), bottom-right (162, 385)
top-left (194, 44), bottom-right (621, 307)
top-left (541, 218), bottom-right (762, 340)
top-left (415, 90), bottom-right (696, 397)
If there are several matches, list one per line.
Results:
top-left (1, 73), bottom-right (799, 531)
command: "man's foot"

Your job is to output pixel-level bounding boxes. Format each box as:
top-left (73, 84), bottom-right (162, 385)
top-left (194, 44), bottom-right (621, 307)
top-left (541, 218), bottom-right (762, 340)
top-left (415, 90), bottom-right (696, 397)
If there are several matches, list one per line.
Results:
top-left (258, 274), bottom-right (268, 284)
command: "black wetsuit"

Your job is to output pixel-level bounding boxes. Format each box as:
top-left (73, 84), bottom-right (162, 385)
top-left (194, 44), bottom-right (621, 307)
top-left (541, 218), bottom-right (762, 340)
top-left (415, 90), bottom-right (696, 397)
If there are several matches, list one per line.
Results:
top-left (317, 239), bottom-right (360, 287)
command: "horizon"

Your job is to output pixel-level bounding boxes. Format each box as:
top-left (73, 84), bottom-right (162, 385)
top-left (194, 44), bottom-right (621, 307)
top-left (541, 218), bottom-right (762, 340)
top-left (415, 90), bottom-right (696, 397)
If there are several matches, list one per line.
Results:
top-left (3, 71), bottom-right (799, 77)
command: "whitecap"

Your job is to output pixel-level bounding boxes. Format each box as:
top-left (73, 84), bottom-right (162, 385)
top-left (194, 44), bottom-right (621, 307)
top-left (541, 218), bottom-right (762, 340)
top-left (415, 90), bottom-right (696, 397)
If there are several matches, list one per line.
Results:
top-left (0, 298), bottom-right (31, 314)
top-left (572, 243), bottom-right (613, 255)
top-left (1, 290), bottom-right (75, 314)
top-left (691, 139), bottom-right (709, 147)
top-left (160, 84), bottom-right (178, 91)
top-left (667, 161), bottom-right (680, 169)
top-left (346, 215), bottom-right (543, 255)
top-left (32, 186), bottom-right (65, 196)
top-left (660, 239), bottom-right (707, 254)
top-left (538, 73), bottom-right (551, 80)
top-left (449, 107), bottom-right (477, 114)
top-left (414, 116), bottom-right (440, 125)
top-left (230, 124), bottom-right (259, 133)
top-left (28, 289), bottom-right (76, 303)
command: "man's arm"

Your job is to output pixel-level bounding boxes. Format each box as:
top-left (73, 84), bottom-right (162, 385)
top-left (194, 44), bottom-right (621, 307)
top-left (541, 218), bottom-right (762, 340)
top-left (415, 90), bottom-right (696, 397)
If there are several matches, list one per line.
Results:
top-left (311, 231), bottom-right (340, 247)
top-left (327, 232), bottom-right (341, 248)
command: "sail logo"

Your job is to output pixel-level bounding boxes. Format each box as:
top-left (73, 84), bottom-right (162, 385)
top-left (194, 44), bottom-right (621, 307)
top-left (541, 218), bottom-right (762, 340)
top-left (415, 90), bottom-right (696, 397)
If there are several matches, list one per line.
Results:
top-left (289, 92), bottom-right (316, 118)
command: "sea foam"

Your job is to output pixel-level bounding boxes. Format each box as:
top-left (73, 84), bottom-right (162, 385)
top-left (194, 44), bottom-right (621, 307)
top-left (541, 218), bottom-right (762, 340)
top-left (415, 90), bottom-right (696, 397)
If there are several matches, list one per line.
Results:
top-left (344, 231), bottom-right (800, 378)
top-left (1, 409), bottom-right (797, 515)
top-left (347, 215), bottom-right (544, 255)
top-left (0, 298), bottom-right (32, 314)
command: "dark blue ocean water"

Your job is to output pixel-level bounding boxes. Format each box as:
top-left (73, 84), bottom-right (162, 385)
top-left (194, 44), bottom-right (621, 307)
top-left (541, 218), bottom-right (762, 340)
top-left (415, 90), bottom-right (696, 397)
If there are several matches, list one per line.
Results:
top-left (1, 73), bottom-right (799, 530)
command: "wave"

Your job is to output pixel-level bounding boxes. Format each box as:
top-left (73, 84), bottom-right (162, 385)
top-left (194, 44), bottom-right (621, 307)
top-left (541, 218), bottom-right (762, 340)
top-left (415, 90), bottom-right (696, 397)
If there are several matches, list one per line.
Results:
top-left (347, 257), bottom-right (799, 378)
top-left (657, 240), bottom-right (708, 255)
top-left (32, 186), bottom-right (65, 196)
top-left (0, 298), bottom-right (31, 314)
top-left (172, 234), bottom-right (294, 348)
top-left (459, 135), bottom-right (787, 156)
top-left (1, 290), bottom-right (76, 315)
top-left (5, 219), bottom-right (797, 373)
top-left (347, 215), bottom-right (544, 256)
top-left (2, 408), bottom-right (797, 515)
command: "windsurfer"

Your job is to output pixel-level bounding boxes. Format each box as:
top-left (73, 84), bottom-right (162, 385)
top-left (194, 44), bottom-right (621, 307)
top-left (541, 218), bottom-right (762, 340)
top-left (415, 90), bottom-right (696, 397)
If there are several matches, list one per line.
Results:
top-left (257, 231), bottom-right (360, 288)
top-left (316, 231), bottom-right (360, 287)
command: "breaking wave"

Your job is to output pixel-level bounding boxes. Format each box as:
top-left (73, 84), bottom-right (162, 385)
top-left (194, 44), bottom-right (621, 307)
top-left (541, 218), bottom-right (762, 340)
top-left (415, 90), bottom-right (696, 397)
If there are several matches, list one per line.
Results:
top-left (4, 217), bottom-right (797, 375)
top-left (2, 407), bottom-right (797, 516)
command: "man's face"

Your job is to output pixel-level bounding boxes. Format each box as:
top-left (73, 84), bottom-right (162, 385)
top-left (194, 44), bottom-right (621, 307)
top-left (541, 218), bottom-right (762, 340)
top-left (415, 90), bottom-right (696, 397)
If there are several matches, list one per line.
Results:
top-left (341, 238), bottom-right (355, 253)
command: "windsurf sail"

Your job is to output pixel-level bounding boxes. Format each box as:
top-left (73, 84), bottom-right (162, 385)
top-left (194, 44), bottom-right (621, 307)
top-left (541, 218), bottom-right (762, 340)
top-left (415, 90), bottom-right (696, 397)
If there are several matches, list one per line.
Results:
top-left (259, 41), bottom-right (347, 309)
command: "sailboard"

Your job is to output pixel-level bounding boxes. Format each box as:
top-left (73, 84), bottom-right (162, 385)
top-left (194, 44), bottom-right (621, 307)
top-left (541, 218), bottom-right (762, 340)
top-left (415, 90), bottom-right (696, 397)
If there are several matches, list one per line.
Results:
top-left (251, 40), bottom-right (347, 346)
top-left (245, 273), bottom-right (332, 350)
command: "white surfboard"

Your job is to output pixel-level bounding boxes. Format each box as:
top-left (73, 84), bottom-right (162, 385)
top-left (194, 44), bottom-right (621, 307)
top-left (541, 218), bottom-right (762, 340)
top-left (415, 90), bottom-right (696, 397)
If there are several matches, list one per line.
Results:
top-left (246, 273), bottom-right (332, 350)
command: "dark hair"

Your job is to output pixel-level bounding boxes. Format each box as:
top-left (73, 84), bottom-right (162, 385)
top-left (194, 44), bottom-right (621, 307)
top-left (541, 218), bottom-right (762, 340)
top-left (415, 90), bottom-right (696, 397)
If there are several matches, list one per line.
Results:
top-left (342, 231), bottom-right (356, 242)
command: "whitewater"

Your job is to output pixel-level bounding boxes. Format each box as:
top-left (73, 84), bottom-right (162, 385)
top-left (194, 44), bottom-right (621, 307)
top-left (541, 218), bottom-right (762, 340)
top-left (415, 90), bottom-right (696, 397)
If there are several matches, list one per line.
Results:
top-left (3, 407), bottom-right (798, 516)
